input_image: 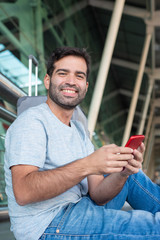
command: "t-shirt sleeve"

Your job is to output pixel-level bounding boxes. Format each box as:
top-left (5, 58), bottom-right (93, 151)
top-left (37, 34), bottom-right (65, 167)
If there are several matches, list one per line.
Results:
top-left (5, 110), bottom-right (47, 168)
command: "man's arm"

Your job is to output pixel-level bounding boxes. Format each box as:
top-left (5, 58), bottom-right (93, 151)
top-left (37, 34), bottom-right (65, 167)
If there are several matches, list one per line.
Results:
top-left (88, 173), bottom-right (127, 205)
top-left (11, 144), bottom-right (133, 205)
top-left (11, 158), bottom-right (88, 206)
top-left (88, 143), bottom-right (145, 205)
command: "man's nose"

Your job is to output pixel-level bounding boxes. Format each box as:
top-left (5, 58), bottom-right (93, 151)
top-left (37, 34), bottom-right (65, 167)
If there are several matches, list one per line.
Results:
top-left (66, 73), bottom-right (76, 84)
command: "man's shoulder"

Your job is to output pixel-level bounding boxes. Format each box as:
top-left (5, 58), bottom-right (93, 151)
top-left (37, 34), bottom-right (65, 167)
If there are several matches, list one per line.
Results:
top-left (21, 102), bottom-right (48, 116)
top-left (18, 103), bottom-right (48, 121)
top-left (7, 103), bottom-right (48, 133)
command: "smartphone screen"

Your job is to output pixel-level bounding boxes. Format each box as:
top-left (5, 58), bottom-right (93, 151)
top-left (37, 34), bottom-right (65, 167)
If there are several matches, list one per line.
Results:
top-left (125, 135), bottom-right (145, 149)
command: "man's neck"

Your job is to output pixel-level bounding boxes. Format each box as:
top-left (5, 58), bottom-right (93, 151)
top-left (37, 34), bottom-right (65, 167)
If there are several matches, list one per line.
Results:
top-left (46, 98), bottom-right (74, 126)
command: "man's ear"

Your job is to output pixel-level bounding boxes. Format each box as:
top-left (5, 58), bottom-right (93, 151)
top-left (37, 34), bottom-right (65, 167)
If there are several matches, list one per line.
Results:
top-left (86, 81), bottom-right (89, 92)
top-left (44, 74), bottom-right (50, 90)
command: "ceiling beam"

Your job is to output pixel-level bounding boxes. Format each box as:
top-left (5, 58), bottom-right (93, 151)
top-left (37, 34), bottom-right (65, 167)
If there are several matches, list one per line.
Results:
top-left (154, 117), bottom-right (160, 125)
top-left (154, 98), bottom-right (160, 107)
top-left (92, 58), bottom-right (159, 76)
top-left (145, 11), bottom-right (160, 27)
top-left (97, 110), bottom-right (126, 128)
top-left (155, 130), bottom-right (160, 136)
top-left (111, 58), bottom-right (151, 74)
top-left (43, 0), bottom-right (88, 31)
top-left (151, 68), bottom-right (160, 79)
top-left (102, 88), bottom-right (146, 106)
top-left (88, 0), bottom-right (150, 19)
top-left (97, 108), bottom-right (144, 129)
top-left (102, 89), bottom-right (119, 103)
top-left (119, 88), bottom-right (146, 101)
top-left (0, 21), bottom-right (28, 58)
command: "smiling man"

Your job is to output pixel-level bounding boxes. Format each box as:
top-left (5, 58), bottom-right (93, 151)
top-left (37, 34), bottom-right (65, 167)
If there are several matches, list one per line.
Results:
top-left (4, 47), bottom-right (160, 240)
top-left (45, 54), bottom-right (88, 119)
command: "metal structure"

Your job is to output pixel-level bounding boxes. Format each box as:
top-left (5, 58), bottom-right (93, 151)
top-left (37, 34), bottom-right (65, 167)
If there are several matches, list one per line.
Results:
top-left (0, 0), bottom-right (160, 179)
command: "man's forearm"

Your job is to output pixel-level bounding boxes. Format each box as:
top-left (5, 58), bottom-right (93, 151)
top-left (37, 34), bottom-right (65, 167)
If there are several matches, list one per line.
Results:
top-left (12, 158), bottom-right (90, 206)
top-left (88, 173), bottom-right (128, 205)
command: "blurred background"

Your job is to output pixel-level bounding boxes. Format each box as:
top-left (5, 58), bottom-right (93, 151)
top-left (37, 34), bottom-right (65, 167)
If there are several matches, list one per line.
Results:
top-left (0, 0), bottom-right (160, 238)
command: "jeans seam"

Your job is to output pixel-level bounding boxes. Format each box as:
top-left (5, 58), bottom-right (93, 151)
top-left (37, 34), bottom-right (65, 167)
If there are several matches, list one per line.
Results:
top-left (42, 233), bottom-right (160, 237)
top-left (131, 175), bottom-right (160, 205)
top-left (56, 203), bottom-right (73, 232)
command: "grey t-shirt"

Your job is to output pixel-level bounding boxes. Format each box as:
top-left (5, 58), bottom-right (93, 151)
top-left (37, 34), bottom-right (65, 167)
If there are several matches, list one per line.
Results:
top-left (4, 103), bottom-right (94, 240)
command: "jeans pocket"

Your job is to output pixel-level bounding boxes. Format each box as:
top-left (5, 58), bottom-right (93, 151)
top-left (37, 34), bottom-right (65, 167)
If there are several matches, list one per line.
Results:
top-left (44, 203), bottom-right (74, 235)
top-left (56, 203), bottom-right (74, 233)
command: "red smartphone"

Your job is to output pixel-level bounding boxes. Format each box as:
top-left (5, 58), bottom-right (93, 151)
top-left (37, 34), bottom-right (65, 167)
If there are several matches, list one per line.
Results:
top-left (125, 135), bottom-right (145, 149)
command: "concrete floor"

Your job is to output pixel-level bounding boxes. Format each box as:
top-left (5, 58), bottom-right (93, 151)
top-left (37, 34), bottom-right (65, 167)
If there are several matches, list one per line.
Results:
top-left (0, 219), bottom-right (15, 240)
top-left (0, 208), bottom-right (15, 240)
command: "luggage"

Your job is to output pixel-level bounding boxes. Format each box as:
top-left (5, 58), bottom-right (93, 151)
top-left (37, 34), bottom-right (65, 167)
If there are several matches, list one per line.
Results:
top-left (17, 55), bottom-right (89, 136)
top-left (17, 95), bottom-right (47, 115)
top-left (17, 55), bottom-right (46, 115)
top-left (28, 55), bottom-right (38, 97)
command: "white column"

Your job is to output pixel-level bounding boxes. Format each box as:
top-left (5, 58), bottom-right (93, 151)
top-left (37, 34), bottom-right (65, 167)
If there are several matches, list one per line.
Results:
top-left (144, 99), bottom-right (155, 148)
top-left (143, 122), bottom-right (155, 170)
top-left (88, 0), bottom-right (126, 138)
top-left (121, 29), bottom-right (152, 146)
top-left (137, 77), bottom-right (154, 135)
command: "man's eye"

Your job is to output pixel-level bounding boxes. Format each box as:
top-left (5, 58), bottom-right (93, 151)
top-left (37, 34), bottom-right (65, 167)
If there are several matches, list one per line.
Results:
top-left (77, 75), bottom-right (84, 79)
top-left (58, 72), bottom-right (66, 76)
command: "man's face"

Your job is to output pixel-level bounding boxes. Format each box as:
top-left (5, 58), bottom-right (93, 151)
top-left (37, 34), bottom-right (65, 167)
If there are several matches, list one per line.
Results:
top-left (46, 55), bottom-right (88, 110)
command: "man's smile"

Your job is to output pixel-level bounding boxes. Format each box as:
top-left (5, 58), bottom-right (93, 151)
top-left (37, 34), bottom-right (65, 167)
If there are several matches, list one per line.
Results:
top-left (61, 88), bottom-right (78, 97)
top-left (62, 89), bottom-right (77, 93)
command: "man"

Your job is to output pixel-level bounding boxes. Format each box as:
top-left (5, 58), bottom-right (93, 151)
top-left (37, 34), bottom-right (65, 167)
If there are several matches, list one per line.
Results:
top-left (4, 47), bottom-right (160, 240)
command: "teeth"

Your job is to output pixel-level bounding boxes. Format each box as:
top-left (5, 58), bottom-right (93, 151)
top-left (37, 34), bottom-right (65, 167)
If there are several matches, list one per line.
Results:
top-left (63, 90), bottom-right (75, 93)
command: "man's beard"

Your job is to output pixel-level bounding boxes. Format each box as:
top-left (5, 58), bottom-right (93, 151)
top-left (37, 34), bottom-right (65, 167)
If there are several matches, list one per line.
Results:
top-left (48, 82), bottom-right (87, 110)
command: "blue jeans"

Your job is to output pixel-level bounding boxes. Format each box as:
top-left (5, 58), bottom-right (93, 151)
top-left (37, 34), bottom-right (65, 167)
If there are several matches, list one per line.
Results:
top-left (39, 170), bottom-right (160, 239)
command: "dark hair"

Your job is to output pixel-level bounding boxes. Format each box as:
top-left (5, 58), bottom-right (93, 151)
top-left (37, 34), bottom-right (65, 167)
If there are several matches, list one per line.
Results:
top-left (47, 46), bottom-right (91, 79)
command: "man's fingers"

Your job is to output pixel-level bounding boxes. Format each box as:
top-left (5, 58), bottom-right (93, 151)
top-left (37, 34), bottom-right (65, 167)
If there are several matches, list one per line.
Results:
top-left (107, 160), bottom-right (128, 168)
top-left (137, 142), bottom-right (145, 153)
top-left (116, 154), bottom-right (133, 161)
top-left (105, 167), bottom-right (124, 173)
top-left (127, 159), bottom-right (142, 168)
top-left (133, 149), bottom-right (143, 163)
top-left (124, 163), bottom-right (142, 174)
top-left (106, 153), bottom-right (133, 162)
top-left (103, 145), bottom-right (133, 154)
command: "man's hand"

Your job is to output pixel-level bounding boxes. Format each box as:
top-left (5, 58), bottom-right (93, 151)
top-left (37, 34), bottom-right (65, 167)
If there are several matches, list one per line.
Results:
top-left (88, 143), bottom-right (145, 205)
top-left (86, 144), bottom-right (134, 175)
top-left (120, 142), bottom-right (145, 177)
